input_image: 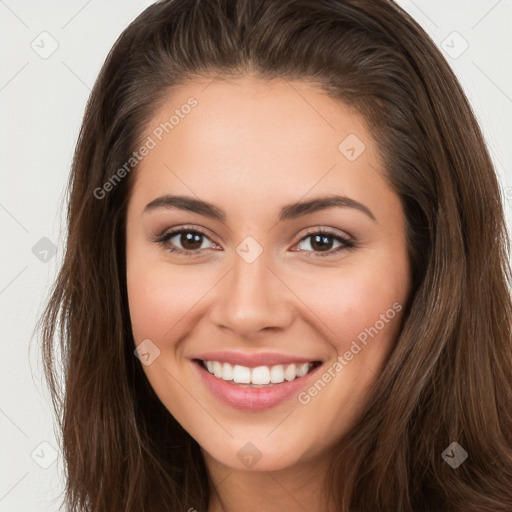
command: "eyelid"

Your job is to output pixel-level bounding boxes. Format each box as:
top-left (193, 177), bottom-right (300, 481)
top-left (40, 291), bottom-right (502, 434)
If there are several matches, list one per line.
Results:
top-left (153, 224), bottom-right (216, 243)
top-left (151, 224), bottom-right (219, 250)
top-left (295, 226), bottom-right (353, 243)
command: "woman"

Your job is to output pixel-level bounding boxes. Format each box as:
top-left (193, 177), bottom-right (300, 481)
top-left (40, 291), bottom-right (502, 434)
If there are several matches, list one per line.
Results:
top-left (39, 0), bottom-right (512, 510)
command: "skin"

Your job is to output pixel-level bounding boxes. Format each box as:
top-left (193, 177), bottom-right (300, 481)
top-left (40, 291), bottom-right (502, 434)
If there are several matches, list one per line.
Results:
top-left (125, 76), bottom-right (411, 512)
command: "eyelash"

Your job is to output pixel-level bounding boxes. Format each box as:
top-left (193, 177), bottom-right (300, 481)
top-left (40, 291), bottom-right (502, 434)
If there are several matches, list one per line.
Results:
top-left (152, 225), bottom-right (356, 258)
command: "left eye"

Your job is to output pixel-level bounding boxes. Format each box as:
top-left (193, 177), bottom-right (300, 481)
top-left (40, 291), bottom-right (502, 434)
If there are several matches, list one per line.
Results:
top-left (294, 231), bottom-right (353, 254)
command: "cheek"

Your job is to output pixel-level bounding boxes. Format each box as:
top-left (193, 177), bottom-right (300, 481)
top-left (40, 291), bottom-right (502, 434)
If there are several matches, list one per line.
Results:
top-left (299, 264), bottom-right (405, 332)
top-left (126, 260), bottom-right (214, 344)
top-left (291, 255), bottom-right (408, 363)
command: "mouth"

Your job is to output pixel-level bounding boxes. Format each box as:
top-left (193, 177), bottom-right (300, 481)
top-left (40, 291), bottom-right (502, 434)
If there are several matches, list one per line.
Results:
top-left (192, 357), bottom-right (323, 410)
top-left (194, 359), bottom-right (322, 387)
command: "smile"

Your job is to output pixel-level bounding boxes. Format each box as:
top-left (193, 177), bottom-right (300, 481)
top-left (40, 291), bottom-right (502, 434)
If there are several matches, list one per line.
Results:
top-left (200, 360), bottom-right (320, 386)
top-left (192, 354), bottom-right (324, 410)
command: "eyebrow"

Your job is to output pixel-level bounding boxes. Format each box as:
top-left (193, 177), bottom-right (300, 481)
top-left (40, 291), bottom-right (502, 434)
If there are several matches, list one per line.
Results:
top-left (143, 194), bottom-right (376, 223)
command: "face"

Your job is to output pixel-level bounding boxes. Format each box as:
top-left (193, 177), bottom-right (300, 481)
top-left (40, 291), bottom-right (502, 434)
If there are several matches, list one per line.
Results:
top-left (125, 76), bottom-right (411, 473)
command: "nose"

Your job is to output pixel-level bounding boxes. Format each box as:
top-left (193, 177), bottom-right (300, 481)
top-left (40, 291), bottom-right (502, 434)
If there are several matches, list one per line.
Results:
top-left (209, 249), bottom-right (294, 338)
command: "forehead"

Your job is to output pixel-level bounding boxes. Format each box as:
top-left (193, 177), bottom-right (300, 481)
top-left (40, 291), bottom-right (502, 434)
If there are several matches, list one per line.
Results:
top-left (129, 77), bottom-right (397, 224)
top-left (140, 76), bottom-right (375, 165)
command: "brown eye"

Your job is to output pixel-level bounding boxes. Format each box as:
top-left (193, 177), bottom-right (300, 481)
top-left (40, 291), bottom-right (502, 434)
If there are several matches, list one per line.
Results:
top-left (177, 231), bottom-right (204, 251)
top-left (309, 234), bottom-right (335, 252)
top-left (156, 227), bottom-right (217, 255)
top-left (295, 230), bottom-right (355, 257)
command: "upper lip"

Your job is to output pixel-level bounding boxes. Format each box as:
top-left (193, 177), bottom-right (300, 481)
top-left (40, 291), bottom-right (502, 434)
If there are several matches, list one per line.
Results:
top-left (192, 351), bottom-right (322, 368)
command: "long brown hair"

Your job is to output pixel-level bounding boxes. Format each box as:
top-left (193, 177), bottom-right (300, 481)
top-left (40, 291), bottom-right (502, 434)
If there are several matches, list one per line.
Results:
top-left (39, 0), bottom-right (512, 510)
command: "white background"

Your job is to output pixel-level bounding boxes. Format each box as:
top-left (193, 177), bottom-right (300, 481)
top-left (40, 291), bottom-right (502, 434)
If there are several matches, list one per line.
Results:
top-left (0, 1), bottom-right (511, 510)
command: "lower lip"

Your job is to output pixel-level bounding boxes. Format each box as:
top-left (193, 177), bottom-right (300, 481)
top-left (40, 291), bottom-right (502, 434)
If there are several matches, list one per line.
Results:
top-left (193, 360), bottom-right (322, 411)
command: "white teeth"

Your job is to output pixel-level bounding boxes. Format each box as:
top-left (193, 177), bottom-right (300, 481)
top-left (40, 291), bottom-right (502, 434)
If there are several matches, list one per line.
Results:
top-left (233, 365), bottom-right (251, 384)
top-left (213, 361), bottom-right (223, 378)
top-left (202, 360), bottom-right (316, 384)
top-left (222, 362), bottom-right (234, 381)
top-left (284, 364), bottom-right (296, 381)
top-left (251, 366), bottom-right (270, 385)
top-left (296, 363), bottom-right (309, 377)
top-left (270, 365), bottom-right (284, 383)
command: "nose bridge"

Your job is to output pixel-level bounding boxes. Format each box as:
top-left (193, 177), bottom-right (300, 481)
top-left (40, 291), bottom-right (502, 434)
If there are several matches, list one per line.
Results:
top-left (212, 244), bottom-right (292, 335)
top-left (231, 250), bottom-right (271, 305)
